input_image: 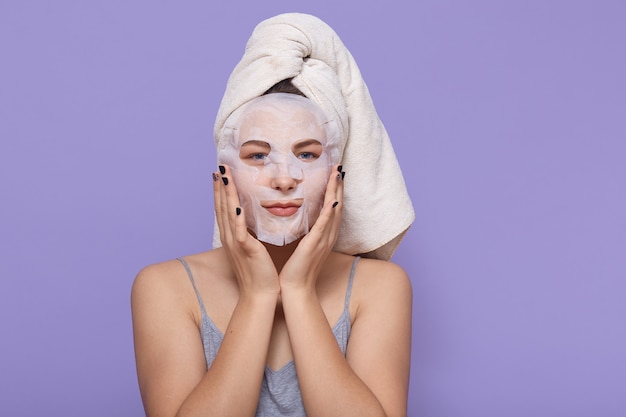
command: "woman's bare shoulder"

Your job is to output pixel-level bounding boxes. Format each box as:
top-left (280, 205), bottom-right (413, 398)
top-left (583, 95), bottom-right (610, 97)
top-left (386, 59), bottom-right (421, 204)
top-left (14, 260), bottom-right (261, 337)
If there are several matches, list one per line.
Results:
top-left (131, 249), bottom-right (226, 304)
top-left (355, 257), bottom-right (410, 286)
top-left (351, 257), bottom-right (412, 310)
top-left (326, 253), bottom-right (410, 285)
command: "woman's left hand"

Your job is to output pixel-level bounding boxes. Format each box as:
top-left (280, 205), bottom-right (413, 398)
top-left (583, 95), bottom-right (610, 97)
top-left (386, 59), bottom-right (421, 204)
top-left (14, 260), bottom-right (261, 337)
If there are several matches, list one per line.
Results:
top-left (279, 165), bottom-right (344, 291)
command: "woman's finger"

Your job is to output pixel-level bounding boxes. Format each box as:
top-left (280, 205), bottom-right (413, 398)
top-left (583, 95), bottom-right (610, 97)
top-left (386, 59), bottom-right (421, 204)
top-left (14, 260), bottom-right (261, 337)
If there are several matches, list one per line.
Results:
top-left (330, 165), bottom-right (344, 236)
top-left (234, 205), bottom-right (249, 245)
top-left (213, 170), bottom-right (228, 241)
top-left (322, 164), bottom-right (341, 207)
top-left (220, 165), bottom-right (249, 246)
top-left (336, 165), bottom-right (344, 207)
top-left (217, 165), bottom-right (235, 245)
top-left (307, 165), bottom-right (343, 242)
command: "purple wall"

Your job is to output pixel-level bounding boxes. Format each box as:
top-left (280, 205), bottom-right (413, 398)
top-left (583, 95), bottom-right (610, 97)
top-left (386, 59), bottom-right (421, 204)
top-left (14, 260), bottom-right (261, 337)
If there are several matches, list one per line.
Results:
top-left (1, 1), bottom-right (624, 416)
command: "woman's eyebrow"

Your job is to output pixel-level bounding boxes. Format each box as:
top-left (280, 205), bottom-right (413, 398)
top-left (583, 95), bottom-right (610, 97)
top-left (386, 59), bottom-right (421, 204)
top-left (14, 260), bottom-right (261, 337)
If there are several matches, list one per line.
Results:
top-left (241, 140), bottom-right (271, 148)
top-left (292, 139), bottom-right (322, 150)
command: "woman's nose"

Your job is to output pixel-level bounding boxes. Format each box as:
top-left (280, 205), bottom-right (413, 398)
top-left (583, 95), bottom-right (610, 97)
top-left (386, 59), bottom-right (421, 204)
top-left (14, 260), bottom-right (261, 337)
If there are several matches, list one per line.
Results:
top-left (268, 163), bottom-right (302, 192)
top-left (270, 173), bottom-right (300, 191)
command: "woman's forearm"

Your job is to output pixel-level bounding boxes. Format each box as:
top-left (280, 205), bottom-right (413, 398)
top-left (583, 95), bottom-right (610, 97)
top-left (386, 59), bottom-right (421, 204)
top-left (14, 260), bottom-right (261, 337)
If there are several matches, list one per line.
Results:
top-left (176, 292), bottom-right (278, 417)
top-left (280, 287), bottom-right (387, 417)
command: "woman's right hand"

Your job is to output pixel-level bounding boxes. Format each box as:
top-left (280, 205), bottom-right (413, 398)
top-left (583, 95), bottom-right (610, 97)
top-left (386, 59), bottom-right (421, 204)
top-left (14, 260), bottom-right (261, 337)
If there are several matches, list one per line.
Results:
top-left (213, 165), bottom-right (280, 296)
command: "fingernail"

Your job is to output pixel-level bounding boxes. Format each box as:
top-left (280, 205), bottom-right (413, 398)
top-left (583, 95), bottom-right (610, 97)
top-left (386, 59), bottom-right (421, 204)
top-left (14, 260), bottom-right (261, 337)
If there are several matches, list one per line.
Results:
top-left (337, 165), bottom-right (343, 173)
top-left (236, 207), bottom-right (241, 216)
top-left (222, 177), bottom-right (229, 186)
top-left (332, 201), bottom-right (339, 208)
top-left (219, 165), bottom-right (226, 175)
top-left (212, 172), bottom-right (219, 182)
top-left (341, 171), bottom-right (345, 180)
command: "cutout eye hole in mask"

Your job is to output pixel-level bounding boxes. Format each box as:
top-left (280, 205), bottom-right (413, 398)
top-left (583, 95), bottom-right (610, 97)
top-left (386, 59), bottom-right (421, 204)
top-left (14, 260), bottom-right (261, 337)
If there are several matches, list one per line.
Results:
top-left (239, 138), bottom-right (325, 181)
top-left (218, 93), bottom-right (341, 246)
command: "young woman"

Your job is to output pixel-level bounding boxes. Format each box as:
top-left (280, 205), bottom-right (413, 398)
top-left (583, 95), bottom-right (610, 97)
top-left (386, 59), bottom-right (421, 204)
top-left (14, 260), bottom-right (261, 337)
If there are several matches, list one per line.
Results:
top-left (132, 13), bottom-right (415, 417)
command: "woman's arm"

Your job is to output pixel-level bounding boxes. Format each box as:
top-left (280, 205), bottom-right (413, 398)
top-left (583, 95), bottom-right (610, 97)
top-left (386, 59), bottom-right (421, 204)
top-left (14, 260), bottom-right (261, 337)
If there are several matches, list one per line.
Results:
top-left (279, 168), bottom-right (412, 416)
top-left (281, 260), bottom-right (412, 417)
top-left (132, 168), bottom-right (281, 417)
top-left (131, 262), bottom-right (279, 417)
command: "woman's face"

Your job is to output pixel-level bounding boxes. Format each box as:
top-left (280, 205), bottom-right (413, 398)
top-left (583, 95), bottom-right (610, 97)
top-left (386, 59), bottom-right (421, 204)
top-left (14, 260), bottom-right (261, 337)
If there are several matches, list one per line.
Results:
top-left (218, 94), bottom-right (335, 246)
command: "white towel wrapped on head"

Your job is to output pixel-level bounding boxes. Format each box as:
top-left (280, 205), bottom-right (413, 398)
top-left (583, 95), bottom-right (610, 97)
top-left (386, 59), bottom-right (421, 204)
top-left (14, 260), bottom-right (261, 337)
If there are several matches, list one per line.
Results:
top-left (213, 12), bottom-right (414, 260)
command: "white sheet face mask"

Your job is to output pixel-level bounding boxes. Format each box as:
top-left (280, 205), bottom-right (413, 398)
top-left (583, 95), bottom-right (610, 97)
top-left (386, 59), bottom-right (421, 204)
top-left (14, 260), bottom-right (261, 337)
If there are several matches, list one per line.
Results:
top-left (218, 93), bottom-right (341, 246)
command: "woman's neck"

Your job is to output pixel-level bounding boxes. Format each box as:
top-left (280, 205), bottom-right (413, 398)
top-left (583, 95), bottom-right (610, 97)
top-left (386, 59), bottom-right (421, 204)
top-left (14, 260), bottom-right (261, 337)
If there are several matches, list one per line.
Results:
top-left (263, 238), bottom-right (301, 273)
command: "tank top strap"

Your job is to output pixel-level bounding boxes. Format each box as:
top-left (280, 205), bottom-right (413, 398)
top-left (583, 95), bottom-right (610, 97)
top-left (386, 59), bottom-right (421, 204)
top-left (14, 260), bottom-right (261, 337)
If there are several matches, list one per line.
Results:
top-left (344, 256), bottom-right (360, 310)
top-left (177, 257), bottom-right (209, 317)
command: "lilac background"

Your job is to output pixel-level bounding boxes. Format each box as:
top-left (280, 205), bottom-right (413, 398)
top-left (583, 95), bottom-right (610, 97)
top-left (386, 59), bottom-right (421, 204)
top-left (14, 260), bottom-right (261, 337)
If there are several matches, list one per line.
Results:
top-left (1, 1), bottom-right (625, 416)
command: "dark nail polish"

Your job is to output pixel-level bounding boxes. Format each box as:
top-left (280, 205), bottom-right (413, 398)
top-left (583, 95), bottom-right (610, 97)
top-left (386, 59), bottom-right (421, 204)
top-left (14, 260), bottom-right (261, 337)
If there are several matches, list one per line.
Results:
top-left (219, 165), bottom-right (226, 175)
top-left (212, 172), bottom-right (219, 182)
top-left (332, 201), bottom-right (339, 208)
top-left (236, 207), bottom-right (241, 216)
top-left (337, 165), bottom-right (343, 173)
top-left (341, 171), bottom-right (345, 180)
top-left (222, 177), bottom-right (229, 186)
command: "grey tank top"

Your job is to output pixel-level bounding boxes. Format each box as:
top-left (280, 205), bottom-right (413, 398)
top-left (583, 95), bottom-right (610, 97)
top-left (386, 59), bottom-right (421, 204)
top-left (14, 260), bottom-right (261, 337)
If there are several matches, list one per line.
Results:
top-left (177, 256), bottom-right (360, 417)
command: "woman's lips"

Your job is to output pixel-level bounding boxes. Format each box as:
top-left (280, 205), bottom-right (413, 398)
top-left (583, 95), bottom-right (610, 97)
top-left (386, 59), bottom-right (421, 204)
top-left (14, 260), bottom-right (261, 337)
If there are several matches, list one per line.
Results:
top-left (261, 200), bottom-right (303, 217)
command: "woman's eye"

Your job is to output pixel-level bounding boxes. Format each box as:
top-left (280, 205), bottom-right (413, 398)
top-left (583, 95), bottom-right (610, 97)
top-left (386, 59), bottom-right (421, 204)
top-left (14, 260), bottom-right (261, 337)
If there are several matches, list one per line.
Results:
top-left (292, 139), bottom-right (323, 162)
top-left (297, 152), bottom-right (318, 160)
top-left (239, 141), bottom-right (271, 165)
top-left (250, 153), bottom-right (267, 161)
top-left (239, 151), bottom-right (268, 166)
